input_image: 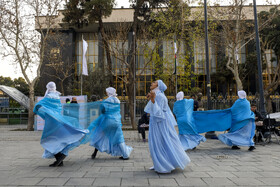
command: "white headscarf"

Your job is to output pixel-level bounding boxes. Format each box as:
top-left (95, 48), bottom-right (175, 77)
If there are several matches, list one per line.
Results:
top-left (44, 81), bottom-right (60, 97)
top-left (238, 90), bottom-right (246, 99)
top-left (157, 80), bottom-right (167, 92)
top-left (176, 91), bottom-right (184, 101)
top-left (106, 87), bottom-right (117, 97)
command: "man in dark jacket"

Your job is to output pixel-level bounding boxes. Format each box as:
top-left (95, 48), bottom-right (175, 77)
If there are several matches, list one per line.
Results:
top-left (251, 103), bottom-right (264, 142)
top-left (138, 112), bottom-right (150, 142)
top-left (191, 95), bottom-right (199, 111)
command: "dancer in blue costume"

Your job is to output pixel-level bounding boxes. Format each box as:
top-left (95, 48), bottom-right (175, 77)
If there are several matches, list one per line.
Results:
top-left (144, 80), bottom-right (190, 173)
top-left (218, 90), bottom-right (256, 151)
top-left (89, 87), bottom-right (133, 160)
top-left (173, 91), bottom-right (206, 150)
top-left (33, 82), bottom-right (89, 167)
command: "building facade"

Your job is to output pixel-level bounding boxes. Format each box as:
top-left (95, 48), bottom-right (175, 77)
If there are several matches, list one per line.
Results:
top-left (36, 5), bottom-right (279, 97)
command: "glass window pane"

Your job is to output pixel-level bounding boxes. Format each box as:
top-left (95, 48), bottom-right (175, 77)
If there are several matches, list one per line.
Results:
top-left (88, 42), bottom-right (94, 55)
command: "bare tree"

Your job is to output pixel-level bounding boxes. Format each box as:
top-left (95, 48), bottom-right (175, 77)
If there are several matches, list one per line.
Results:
top-left (209, 0), bottom-right (252, 91)
top-left (0, 0), bottom-right (64, 130)
top-left (258, 7), bottom-right (280, 112)
top-left (105, 0), bottom-right (198, 128)
top-left (43, 32), bottom-right (75, 95)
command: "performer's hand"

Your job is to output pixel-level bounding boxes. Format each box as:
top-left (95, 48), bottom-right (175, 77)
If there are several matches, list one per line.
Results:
top-left (150, 91), bottom-right (156, 103)
top-left (146, 93), bottom-right (151, 100)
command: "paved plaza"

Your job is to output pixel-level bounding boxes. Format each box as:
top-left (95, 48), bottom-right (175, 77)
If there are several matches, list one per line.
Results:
top-left (0, 125), bottom-right (280, 186)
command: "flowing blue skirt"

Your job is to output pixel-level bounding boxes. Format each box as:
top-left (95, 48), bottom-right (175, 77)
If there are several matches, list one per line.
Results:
top-left (41, 113), bottom-right (88, 158)
top-left (218, 120), bottom-right (255, 147)
top-left (90, 124), bottom-right (132, 158)
top-left (179, 134), bottom-right (206, 150)
top-left (149, 115), bottom-right (191, 173)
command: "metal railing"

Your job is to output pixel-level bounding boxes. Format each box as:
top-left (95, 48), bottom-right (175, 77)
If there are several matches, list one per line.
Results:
top-left (0, 108), bottom-right (28, 125)
top-left (120, 93), bottom-right (280, 121)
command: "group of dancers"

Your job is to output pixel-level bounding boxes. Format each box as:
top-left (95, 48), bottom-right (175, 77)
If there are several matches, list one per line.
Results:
top-left (33, 80), bottom-right (256, 173)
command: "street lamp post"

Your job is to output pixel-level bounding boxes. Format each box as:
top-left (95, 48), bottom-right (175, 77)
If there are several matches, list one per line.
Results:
top-left (253, 0), bottom-right (266, 116)
top-left (204, 0), bottom-right (217, 139)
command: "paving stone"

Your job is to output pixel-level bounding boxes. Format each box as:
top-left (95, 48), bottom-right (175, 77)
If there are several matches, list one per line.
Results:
top-left (84, 171), bottom-right (110, 178)
top-left (148, 178), bottom-right (178, 186)
top-left (202, 177), bottom-right (236, 186)
top-left (2, 125), bottom-right (280, 186)
top-left (176, 178), bottom-right (207, 186)
top-left (59, 171), bottom-right (86, 177)
top-left (0, 177), bottom-right (14, 186)
top-left (207, 171), bottom-right (236, 178)
top-left (256, 165), bottom-right (280, 171)
top-left (258, 177), bottom-right (280, 185)
top-left (233, 166), bottom-right (261, 171)
top-left (183, 171), bottom-right (211, 178)
top-left (8, 177), bottom-right (43, 186)
top-left (231, 171), bottom-right (263, 178)
top-left (65, 177), bottom-right (95, 185)
top-left (133, 171), bottom-right (160, 179)
top-left (92, 177), bottom-right (121, 186)
top-left (121, 178), bottom-right (149, 186)
top-left (158, 171), bottom-right (185, 179)
top-left (36, 171), bottom-right (63, 177)
top-left (123, 166), bottom-right (145, 172)
top-left (110, 171), bottom-right (134, 178)
top-left (257, 171), bottom-right (280, 177)
top-left (228, 177), bottom-right (265, 186)
top-left (189, 166), bottom-right (214, 172)
top-left (100, 166), bottom-right (123, 172)
top-left (37, 177), bottom-right (69, 186)
top-left (210, 165), bottom-right (238, 171)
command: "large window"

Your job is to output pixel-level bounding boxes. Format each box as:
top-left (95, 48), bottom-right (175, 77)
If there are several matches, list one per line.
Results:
top-left (75, 33), bottom-right (98, 75)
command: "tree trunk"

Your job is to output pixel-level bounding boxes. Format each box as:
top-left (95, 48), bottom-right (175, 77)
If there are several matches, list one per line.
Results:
top-left (127, 79), bottom-right (136, 129)
top-left (98, 17), bottom-right (112, 84)
top-left (234, 72), bottom-right (243, 91)
top-left (60, 81), bottom-right (64, 96)
top-left (27, 87), bottom-right (35, 131)
top-left (265, 93), bottom-right (272, 113)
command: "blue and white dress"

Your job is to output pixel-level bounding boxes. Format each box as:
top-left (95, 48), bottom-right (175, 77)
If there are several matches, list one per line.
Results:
top-left (218, 98), bottom-right (255, 147)
top-left (86, 96), bottom-right (132, 158)
top-left (144, 82), bottom-right (190, 173)
top-left (173, 99), bottom-right (206, 150)
top-left (33, 92), bottom-right (88, 158)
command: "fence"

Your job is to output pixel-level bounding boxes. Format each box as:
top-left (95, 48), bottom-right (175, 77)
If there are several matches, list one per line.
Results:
top-left (121, 93), bottom-right (280, 121)
top-left (2, 93), bottom-right (280, 125)
top-left (0, 108), bottom-right (28, 125)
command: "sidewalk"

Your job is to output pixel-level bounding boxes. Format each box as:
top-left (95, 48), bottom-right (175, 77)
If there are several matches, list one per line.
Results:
top-left (0, 125), bottom-right (280, 186)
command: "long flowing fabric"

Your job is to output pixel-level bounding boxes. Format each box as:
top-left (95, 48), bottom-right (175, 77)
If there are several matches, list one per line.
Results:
top-left (173, 99), bottom-right (206, 150)
top-left (193, 109), bottom-right (232, 133)
top-left (218, 99), bottom-right (256, 146)
top-left (175, 97), bottom-right (255, 147)
top-left (82, 97), bottom-right (132, 158)
top-left (33, 96), bottom-right (90, 158)
top-left (145, 90), bottom-right (190, 173)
